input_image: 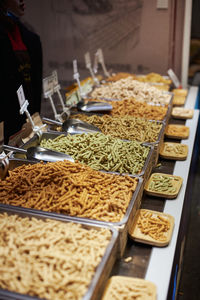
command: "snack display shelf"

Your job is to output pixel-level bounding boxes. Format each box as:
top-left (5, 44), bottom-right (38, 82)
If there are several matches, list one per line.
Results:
top-left (110, 86), bottom-right (199, 300)
top-left (1, 85), bottom-right (199, 299)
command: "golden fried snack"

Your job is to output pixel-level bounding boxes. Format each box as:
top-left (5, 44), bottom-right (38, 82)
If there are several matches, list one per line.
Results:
top-left (70, 114), bottom-right (162, 143)
top-left (0, 213), bottom-right (111, 300)
top-left (109, 98), bottom-right (167, 121)
top-left (102, 276), bottom-right (157, 300)
top-left (0, 160), bottom-right (138, 222)
top-left (129, 209), bottom-right (174, 247)
top-left (165, 124), bottom-right (189, 139)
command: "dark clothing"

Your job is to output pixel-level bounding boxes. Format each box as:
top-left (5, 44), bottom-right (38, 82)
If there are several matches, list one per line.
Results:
top-left (0, 16), bottom-right (42, 143)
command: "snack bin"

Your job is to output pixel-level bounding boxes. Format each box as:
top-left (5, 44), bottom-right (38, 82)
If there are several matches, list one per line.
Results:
top-left (142, 120), bottom-right (166, 167)
top-left (82, 91), bottom-right (173, 124)
top-left (0, 158), bottom-right (145, 257)
top-left (0, 206), bottom-right (119, 300)
top-left (11, 131), bottom-right (154, 181)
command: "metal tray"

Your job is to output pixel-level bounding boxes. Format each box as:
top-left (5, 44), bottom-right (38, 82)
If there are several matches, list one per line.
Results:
top-left (83, 92), bottom-right (173, 124)
top-left (142, 120), bottom-right (167, 167)
top-left (11, 132), bottom-right (154, 178)
top-left (0, 158), bottom-right (144, 257)
top-left (0, 206), bottom-right (119, 300)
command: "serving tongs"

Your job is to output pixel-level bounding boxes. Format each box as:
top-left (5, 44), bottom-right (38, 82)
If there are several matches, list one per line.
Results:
top-left (2, 145), bottom-right (74, 163)
top-left (42, 117), bottom-right (101, 134)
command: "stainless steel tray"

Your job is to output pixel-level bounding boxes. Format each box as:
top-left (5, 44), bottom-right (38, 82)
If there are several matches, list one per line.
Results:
top-left (0, 206), bottom-right (119, 300)
top-left (0, 158), bottom-right (144, 257)
top-left (83, 91), bottom-right (173, 123)
top-left (11, 132), bottom-right (154, 178)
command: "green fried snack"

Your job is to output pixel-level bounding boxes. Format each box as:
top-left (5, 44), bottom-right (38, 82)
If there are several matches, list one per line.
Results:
top-left (40, 133), bottom-right (150, 175)
top-left (69, 114), bottom-right (162, 143)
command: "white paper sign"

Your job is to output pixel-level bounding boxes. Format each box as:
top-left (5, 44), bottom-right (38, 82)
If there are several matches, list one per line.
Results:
top-left (167, 69), bottom-right (182, 88)
top-left (17, 85), bottom-right (26, 108)
top-left (43, 75), bottom-right (55, 97)
top-left (97, 48), bottom-right (110, 77)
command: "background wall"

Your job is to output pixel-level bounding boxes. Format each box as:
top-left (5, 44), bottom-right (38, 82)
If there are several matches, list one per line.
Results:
top-left (23, 0), bottom-right (185, 87)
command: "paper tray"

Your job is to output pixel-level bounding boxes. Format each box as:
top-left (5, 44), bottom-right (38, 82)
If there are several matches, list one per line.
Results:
top-left (129, 209), bottom-right (174, 247)
top-left (0, 206), bottom-right (118, 300)
top-left (0, 158), bottom-right (144, 257)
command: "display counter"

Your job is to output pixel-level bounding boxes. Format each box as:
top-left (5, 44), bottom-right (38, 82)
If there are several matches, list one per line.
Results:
top-left (111, 86), bottom-right (200, 300)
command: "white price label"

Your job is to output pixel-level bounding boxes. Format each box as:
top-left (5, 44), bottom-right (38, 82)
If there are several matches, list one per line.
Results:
top-left (85, 52), bottom-right (91, 68)
top-left (167, 69), bottom-right (182, 88)
top-left (97, 48), bottom-right (110, 77)
top-left (52, 70), bottom-right (58, 87)
top-left (43, 75), bottom-right (54, 97)
top-left (93, 51), bottom-right (99, 74)
top-left (73, 59), bottom-right (78, 74)
top-left (17, 85), bottom-right (26, 108)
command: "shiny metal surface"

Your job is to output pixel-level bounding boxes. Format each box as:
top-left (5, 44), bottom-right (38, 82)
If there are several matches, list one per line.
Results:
top-left (42, 117), bottom-right (101, 134)
top-left (3, 145), bottom-right (74, 163)
top-left (77, 100), bottom-right (112, 112)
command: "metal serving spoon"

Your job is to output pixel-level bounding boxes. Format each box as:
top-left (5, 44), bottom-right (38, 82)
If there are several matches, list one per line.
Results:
top-left (3, 145), bottom-right (74, 163)
top-left (42, 117), bottom-right (101, 134)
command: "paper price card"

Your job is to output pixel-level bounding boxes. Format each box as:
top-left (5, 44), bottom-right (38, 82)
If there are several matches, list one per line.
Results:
top-left (97, 48), bottom-right (110, 77)
top-left (43, 75), bottom-right (54, 97)
top-left (17, 85), bottom-right (26, 108)
top-left (52, 70), bottom-right (59, 87)
top-left (167, 69), bottom-right (182, 88)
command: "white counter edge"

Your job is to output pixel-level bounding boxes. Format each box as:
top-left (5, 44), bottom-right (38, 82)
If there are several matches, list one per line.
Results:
top-left (145, 86), bottom-right (199, 300)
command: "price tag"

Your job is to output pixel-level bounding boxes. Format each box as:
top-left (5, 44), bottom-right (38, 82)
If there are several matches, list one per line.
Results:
top-left (17, 85), bottom-right (26, 108)
top-left (97, 48), bottom-right (110, 77)
top-left (93, 51), bottom-right (99, 74)
top-left (43, 75), bottom-right (54, 97)
top-left (73, 59), bottom-right (85, 97)
top-left (52, 70), bottom-right (59, 87)
top-left (85, 52), bottom-right (99, 84)
top-left (167, 69), bottom-right (182, 88)
top-left (73, 59), bottom-right (78, 75)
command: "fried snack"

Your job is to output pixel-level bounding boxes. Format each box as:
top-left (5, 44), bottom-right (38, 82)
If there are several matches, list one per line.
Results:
top-left (172, 88), bottom-right (188, 97)
top-left (70, 114), bottom-right (162, 143)
top-left (136, 72), bottom-right (172, 84)
top-left (102, 276), bottom-right (157, 300)
top-left (105, 72), bottom-right (136, 82)
top-left (0, 160), bottom-right (138, 222)
top-left (151, 83), bottom-right (170, 91)
top-left (0, 213), bottom-right (111, 300)
top-left (165, 124), bottom-right (189, 139)
top-left (40, 133), bottom-right (150, 175)
top-left (129, 209), bottom-right (174, 246)
top-left (109, 98), bottom-right (168, 121)
top-left (172, 107), bottom-right (194, 119)
top-left (144, 173), bottom-right (183, 198)
top-left (172, 95), bottom-right (186, 106)
top-left (91, 77), bottom-right (171, 105)
top-left (159, 142), bottom-right (188, 160)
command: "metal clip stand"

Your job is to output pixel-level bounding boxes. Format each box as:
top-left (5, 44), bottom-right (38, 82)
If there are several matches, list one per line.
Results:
top-left (19, 100), bottom-right (46, 140)
top-left (97, 48), bottom-right (110, 77)
top-left (43, 76), bottom-right (64, 122)
top-left (0, 151), bottom-right (10, 179)
top-left (53, 84), bottom-right (71, 118)
top-left (85, 52), bottom-right (99, 85)
top-left (167, 69), bottom-right (182, 89)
